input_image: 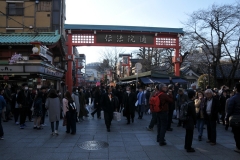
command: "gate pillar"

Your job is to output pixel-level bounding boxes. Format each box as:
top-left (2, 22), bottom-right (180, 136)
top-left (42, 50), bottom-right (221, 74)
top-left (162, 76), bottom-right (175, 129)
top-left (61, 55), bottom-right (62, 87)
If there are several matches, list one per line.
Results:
top-left (66, 33), bottom-right (73, 92)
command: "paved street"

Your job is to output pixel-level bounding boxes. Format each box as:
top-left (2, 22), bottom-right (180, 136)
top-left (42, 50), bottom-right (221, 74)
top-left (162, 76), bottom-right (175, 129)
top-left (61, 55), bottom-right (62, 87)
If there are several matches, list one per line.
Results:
top-left (0, 113), bottom-right (239, 160)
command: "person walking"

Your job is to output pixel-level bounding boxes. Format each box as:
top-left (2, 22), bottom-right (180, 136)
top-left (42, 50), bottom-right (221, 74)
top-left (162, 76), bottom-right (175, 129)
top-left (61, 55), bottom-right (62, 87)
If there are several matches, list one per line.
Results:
top-left (157, 84), bottom-right (173, 146)
top-left (4, 84), bottom-right (12, 121)
top-left (63, 91), bottom-right (76, 135)
top-left (204, 89), bottom-right (219, 146)
top-left (101, 86), bottom-right (117, 132)
top-left (40, 86), bottom-right (48, 126)
top-left (184, 90), bottom-right (197, 152)
top-left (91, 86), bottom-right (102, 119)
top-left (226, 83), bottom-right (240, 153)
top-left (176, 88), bottom-right (188, 127)
top-left (0, 88), bottom-right (6, 140)
top-left (11, 88), bottom-right (20, 125)
top-left (136, 87), bottom-right (146, 119)
top-left (225, 90), bottom-right (235, 130)
top-left (45, 89), bottom-right (61, 135)
top-left (71, 87), bottom-right (80, 122)
top-left (167, 86), bottom-right (174, 131)
top-left (33, 91), bottom-right (43, 130)
top-left (78, 87), bottom-right (87, 121)
top-left (195, 91), bottom-right (205, 141)
top-left (17, 83), bottom-right (32, 129)
top-left (146, 85), bottom-right (159, 131)
top-left (122, 86), bottom-right (137, 124)
top-left (219, 90), bottom-right (227, 125)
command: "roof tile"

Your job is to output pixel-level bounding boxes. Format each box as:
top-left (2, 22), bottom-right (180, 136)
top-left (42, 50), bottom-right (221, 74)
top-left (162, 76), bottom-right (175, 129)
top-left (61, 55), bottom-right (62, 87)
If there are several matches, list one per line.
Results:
top-left (0, 32), bottom-right (61, 45)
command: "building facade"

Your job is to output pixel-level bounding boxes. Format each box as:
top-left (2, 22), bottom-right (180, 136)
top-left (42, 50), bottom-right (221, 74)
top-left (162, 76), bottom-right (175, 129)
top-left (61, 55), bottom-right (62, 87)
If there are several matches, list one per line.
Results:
top-left (0, 0), bottom-right (67, 90)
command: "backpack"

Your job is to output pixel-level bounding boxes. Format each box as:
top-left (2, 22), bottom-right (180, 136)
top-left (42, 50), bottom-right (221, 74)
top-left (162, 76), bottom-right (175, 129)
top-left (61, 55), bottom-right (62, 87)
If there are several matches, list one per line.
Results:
top-left (179, 102), bottom-right (189, 121)
top-left (68, 100), bottom-right (76, 111)
top-left (149, 92), bottom-right (164, 113)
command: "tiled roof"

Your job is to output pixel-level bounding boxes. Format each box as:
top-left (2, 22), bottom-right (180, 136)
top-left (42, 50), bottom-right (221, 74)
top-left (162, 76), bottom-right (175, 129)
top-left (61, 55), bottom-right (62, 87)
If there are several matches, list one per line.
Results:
top-left (216, 64), bottom-right (240, 79)
top-left (0, 32), bottom-right (61, 45)
top-left (64, 24), bottom-right (184, 34)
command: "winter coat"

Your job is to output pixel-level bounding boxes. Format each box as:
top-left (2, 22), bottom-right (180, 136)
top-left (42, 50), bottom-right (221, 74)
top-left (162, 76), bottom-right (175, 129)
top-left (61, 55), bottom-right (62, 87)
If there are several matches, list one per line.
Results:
top-left (195, 98), bottom-right (205, 119)
top-left (185, 100), bottom-right (197, 130)
top-left (45, 94), bottom-right (61, 122)
top-left (62, 98), bottom-right (69, 116)
top-left (123, 92), bottom-right (137, 114)
top-left (17, 90), bottom-right (32, 108)
top-left (79, 92), bottom-right (87, 117)
top-left (72, 93), bottom-right (80, 113)
top-left (94, 91), bottom-right (101, 109)
top-left (203, 97), bottom-right (219, 121)
top-left (0, 95), bottom-right (6, 113)
top-left (176, 94), bottom-right (188, 110)
top-left (101, 93), bottom-right (117, 113)
top-left (226, 93), bottom-right (240, 120)
top-left (159, 92), bottom-right (173, 112)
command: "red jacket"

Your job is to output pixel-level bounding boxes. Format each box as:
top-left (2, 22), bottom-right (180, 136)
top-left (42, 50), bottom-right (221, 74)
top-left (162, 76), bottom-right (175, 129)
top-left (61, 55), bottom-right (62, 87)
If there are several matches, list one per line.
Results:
top-left (159, 92), bottom-right (173, 112)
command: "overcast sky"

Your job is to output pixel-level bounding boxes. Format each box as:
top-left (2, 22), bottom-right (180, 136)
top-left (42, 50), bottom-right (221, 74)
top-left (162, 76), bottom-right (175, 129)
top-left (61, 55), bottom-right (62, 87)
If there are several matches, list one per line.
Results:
top-left (65, 0), bottom-right (237, 64)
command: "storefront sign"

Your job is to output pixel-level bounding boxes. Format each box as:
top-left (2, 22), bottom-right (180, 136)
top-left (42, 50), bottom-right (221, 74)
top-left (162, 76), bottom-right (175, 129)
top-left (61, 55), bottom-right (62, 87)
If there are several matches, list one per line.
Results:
top-left (96, 34), bottom-right (154, 45)
top-left (44, 68), bottom-right (64, 77)
top-left (0, 66), bottom-right (23, 72)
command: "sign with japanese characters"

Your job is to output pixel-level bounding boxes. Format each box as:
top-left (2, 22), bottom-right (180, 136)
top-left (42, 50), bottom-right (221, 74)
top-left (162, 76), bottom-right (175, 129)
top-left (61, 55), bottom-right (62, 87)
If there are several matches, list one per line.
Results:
top-left (96, 34), bottom-right (154, 45)
top-left (0, 66), bottom-right (23, 72)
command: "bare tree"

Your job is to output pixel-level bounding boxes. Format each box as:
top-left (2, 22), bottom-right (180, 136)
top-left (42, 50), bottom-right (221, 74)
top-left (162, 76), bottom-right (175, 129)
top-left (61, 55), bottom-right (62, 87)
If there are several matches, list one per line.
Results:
top-left (99, 47), bottom-right (125, 71)
top-left (183, 3), bottom-right (240, 87)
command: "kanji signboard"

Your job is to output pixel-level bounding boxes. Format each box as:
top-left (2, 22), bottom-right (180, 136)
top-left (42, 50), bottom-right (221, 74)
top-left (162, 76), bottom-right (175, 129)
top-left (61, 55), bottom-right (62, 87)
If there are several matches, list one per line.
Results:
top-left (96, 34), bottom-right (154, 45)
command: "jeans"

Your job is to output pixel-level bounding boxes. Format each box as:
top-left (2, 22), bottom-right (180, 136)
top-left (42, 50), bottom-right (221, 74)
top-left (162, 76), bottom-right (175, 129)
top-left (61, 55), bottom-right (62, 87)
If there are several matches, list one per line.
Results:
top-left (157, 111), bottom-right (168, 143)
top-left (232, 126), bottom-right (240, 149)
top-left (51, 121), bottom-right (59, 132)
top-left (149, 112), bottom-right (157, 129)
top-left (185, 129), bottom-right (194, 149)
top-left (0, 112), bottom-right (4, 137)
top-left (138, 105), bottom-right (144, 118)
top-left (196, 119), bottom-right (204, 137)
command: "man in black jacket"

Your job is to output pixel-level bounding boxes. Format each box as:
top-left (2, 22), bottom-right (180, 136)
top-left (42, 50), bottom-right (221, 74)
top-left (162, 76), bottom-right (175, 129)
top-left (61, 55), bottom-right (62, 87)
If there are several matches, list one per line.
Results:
top-left (184, 90), bottom-right (197, 152)
top-left (17, 83), bottom-right (32, 129)
top-left (226, 83), bottom-right (240, 153)
top-left (122, 86), bottom-right (136, 124)
top-left (101, 86), bottom-right (117, 132)
top-left (204, 89), bottom-right (220, 145)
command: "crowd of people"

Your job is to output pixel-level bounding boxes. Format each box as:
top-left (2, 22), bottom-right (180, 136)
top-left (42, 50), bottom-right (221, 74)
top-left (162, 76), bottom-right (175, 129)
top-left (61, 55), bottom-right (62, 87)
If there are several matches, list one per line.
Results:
top-left (0, 79), bottom-right (240, 154)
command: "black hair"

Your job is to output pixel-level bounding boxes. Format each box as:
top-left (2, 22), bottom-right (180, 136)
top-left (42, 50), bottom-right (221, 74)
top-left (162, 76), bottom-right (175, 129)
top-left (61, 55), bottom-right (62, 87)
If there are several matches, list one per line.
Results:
top-left (188, 90), bottom-right (196, 99)
top-left (235, 83), bottom-right (240, 92)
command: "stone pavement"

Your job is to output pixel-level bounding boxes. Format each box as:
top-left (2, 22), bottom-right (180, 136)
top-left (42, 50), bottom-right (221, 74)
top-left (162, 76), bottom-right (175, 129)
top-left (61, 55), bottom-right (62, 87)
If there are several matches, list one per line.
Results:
top-left (0, 113), bottom-right (239, 160)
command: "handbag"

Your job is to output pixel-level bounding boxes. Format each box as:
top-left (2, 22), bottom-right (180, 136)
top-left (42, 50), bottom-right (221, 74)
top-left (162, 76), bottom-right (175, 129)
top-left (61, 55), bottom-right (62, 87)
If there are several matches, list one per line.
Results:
top-left (229, 115), bottom-right (240, 127)
top-left (63, 116), bottom-right (67, 126)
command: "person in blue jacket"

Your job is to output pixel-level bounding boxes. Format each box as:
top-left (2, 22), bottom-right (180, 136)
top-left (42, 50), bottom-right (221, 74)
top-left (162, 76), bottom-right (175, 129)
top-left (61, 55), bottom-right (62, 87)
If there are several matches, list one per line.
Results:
top-left (0, 88), bottom-right (7, 140)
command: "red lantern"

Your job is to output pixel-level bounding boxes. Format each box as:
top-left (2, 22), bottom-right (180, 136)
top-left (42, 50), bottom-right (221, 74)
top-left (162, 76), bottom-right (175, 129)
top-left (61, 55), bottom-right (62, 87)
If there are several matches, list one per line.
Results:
top-left (3, 76), bottom-right (9, 80)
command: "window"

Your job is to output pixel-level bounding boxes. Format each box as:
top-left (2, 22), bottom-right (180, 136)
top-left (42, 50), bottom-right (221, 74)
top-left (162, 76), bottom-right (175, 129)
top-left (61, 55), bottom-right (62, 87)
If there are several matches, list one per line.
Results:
top-left (37, 2), bottom-right (51, 12)
top-left (7, 3), bottom-right (24, 16)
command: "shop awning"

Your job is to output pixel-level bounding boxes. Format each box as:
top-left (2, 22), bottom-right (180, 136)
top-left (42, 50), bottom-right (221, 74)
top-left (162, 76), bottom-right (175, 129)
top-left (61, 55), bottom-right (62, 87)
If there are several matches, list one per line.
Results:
top-left (0, 31), bottom-right (61, 45)
top-left (140, 77), bottom-right (187, 84)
